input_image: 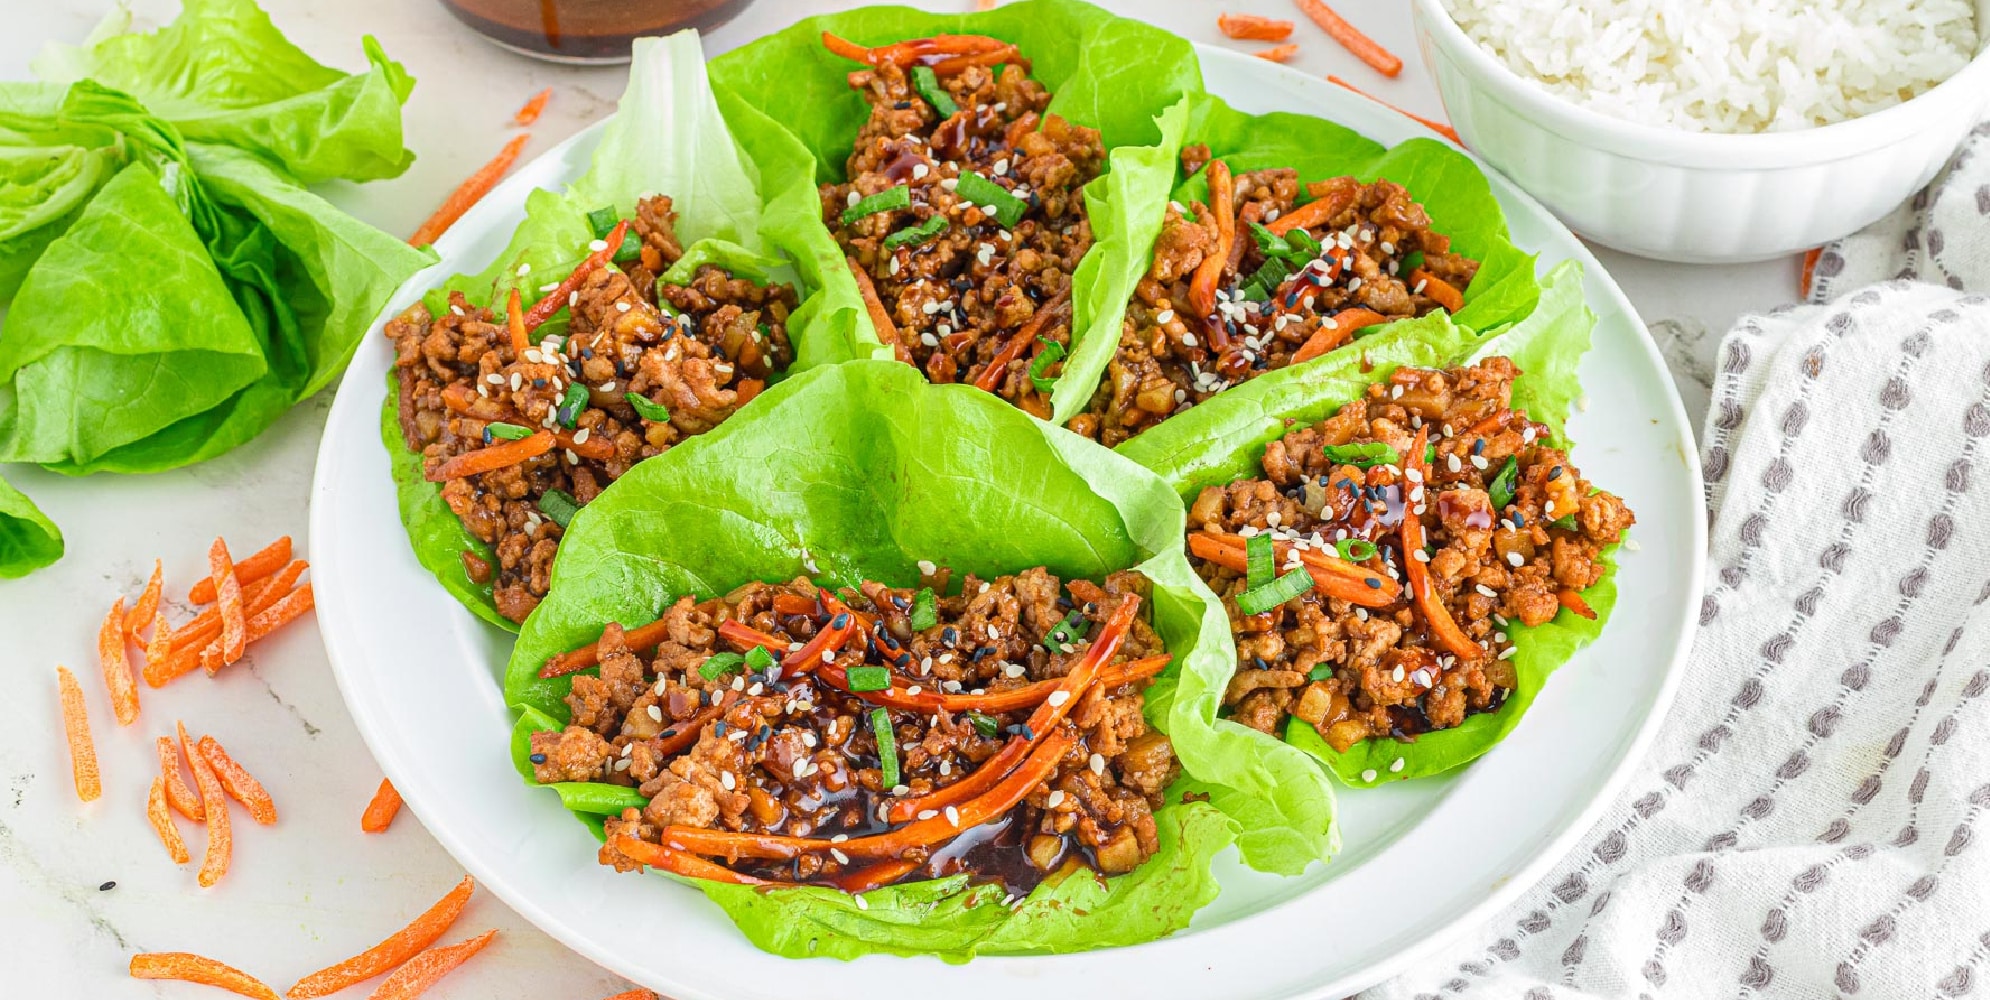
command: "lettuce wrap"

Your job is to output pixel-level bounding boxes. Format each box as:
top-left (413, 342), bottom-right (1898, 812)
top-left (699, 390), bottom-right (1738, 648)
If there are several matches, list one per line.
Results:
top-left (1125, 264), bottom-right (1622, 787)
top-left (707, 0), bottom-right (1204, 424)
top-left (503, 359), bottom-right (1340, 961)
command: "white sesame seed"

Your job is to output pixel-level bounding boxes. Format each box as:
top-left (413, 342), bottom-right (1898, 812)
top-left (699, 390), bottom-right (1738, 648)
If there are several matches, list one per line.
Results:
top-left (1506, 551), bottom-right (1524, 567)
top-left (1046, 790), bottom-right (1065, 809)
top-left (572, 427), bottom-right (590, 445)
top-left (912, 163), bottom-right (930, 180)
top-left (600, 381), bottom-right (617, 393)
top-left (792, 759), bottom-right (808, 778)
top-left (1446, 454), bottom-right (1462, 473)
top-left (1392, 664), bottom-right (1406, 683)
top-left (917, 809), bottom-right (939, 821)
top-left (854, 894), bottom-right (869, 911)
top-left (1476, 584), bottom-right (1499, 598)
top-left (920, 332), bottom-right (939, 348)
top-left (565, 449), bottom-right (580, 464)
top-left (729, 730), bottom-right (748, 742)
top-left (615, 301), bottom-right (631, 313)
top-left (788, 641), bottom-right (804, 652)
top-left (1047, 690), bottom-right (1070, 708)
top-left (1494, 631), bottom-right (1508, 643)
top-left (510, 372), bottom-right (523, 392)
top-left (1412, 548), bottom-right (1431, 562)
top-left (1004, 663), bottom-right (1026, 678)
top-left (1471, 455), bottom-right (1490, 470)
top-left (939, 760), bottom-right (951, 776)
top-left (646, 705), bottom-right (663, 722)
top-left (829, 847), bottom-right (850, 865)
top-left (945, 806), bottom-right (961, 827)
top-left (847, 191), bottom-right (861, 207)
top-left (986, 624), bottom-right (1000, 640)
top-left (721, 771), bottom-right (736, 790)
top-left (1360, 769), bottom-right (1378, 782)
top-left (918, 559), bottom-right (937, 575)
top-left (1625, 539), bottom-right (1642, 551)
top-left (1390, 757), bottom-right (1406, 773)
top-left (486, 373), bottom-right (504, 385)
top-left (1156, 308), bottom-right (1175, 325)
top-left (1500, 646), bottom-right (1520, 660)
top-left (906, 686), bottom-right (922, 696)
top-left (1089, 753), bottom-right (1106, 775)
top-left (820, 650), bottom-right (834, 663)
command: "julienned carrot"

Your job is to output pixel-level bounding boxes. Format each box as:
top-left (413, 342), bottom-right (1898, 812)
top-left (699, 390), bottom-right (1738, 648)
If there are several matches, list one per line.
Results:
top-left (1404, 426), bottom-right (1482, 661)
top-left (886, 596), bottom-right (1139, 822)
top-left (127, 559), bottom-right (163, 636)
top-left (190, 537), bottom-right (292, 604)
top-left (434, 385), bottom-right (616, 462)
top-left (361, 778), bottom-right (403, 834)
top-left (144, 613), bottom-right (174, 689)
top-left (1188, 159), bottom-right (1237, 350)
top-left (521, 218), bottom-right (630, 331)
top-left (663, 728), bottom-right (1075, 862)
top-left (148, 777), bottom-right (191, 864)
top-left (209, 539), bottom-right (247, 667)
top-left (1295, 0), bottom-right (1402, 77)
top-left (1219, 12), bottom-right (1294, 41)
top-left (1292, 307), bottom-right (1389, 364)
top-left (600, 990), bottom-right (664, 1000)
top-left (1253, 43), bottom-right (1300, 62)
top-left (202, 584), bottom-right (316, 675)
top-left (152, 563), bottom-right (308, 686)
top-left (196, 736), bottom-right (277, 825)
top-left (1189, 531), bottom-right (1392, 606)
top-left (1558, 589), bottom-right (1598, 621)
top-left (158, 735), bottom-right (205, 822)
top-left (368, 929), bottom-right (498, 1000)
top-left (610, 833), bottom-right (778, 885)
top-left (410, 132), bottom-right (531, 247)
top-left (820, 32), bottom-right (1015, 72)
top-left (131, 952), bottom-right (279, 1000)
top-left (847, 257), bottom-right (911, 365)
top-left (1410, 268), bottom-right (1465, 312)
top-left (185, 722), bottom-right (232, 888)
top-left (505, 287), bottom-right (529, 357)
top-left (1326, 75), bottom-right (1462, 143)
top-left (285, 875), bottom-right (475, 998)
top-left (539, 617), bottom-right (673, 679)
top-left (57, 666), bottom-right (100, 802)
top-left (1267, 182), bottom-right (1356, 237)
top-left (1801, 247), bottom-right (1822, 299)
top-left (425, 431), bottom-right (555, 483)
top-left (974, 289), bottom-right (1071, 392)
top-left (512, 87), bottom-right (552, 126)
top-left (100, 597), bottom-right (140, 726)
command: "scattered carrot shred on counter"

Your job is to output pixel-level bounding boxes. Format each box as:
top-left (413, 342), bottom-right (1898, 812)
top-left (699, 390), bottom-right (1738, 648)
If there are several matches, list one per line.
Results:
top-left (366, 929), bottom-right (498, 1000)
top-left (361, 778), bottom-right (404, 833)
top-left (1253, 43), bottom-right (1300, 62)
top-left (185, 721), bottom-right (233, 888)
top-left (130, 952), bottom-right (280, 1000)
top-left (409, 132), bottom-right (532, 247)
top-left (511, 86), bottom-right (552, 126)
top-left (157, 735), bottom-right (205, 821)
top-left (127, 559), bottom-right (164, 635)
top-left (208, 538), bottom-right (247, 667)
top-left (190, 537), bottom-right (291, 604)
top-left (1295, 0), bottom-right (1402, 77)
top-left (99, 597), bottom-right (141, 725)
top-left (600, 991), bottom-right (663, 1000)
top-left (57, 666), bottom-right (100, 802)
top-left (1218, 12), bottom-right (1294, 41)
top-left (1801, 247), bottom-right (1823, 298)
top-left (202, 583), bottom-right (316, 676)
top-left (197, 735), bottom-right (278, 826)
top-left (285, 876), bottom-right (475, 999)
top-left (147, 777), bottom-right (192, 865)
top-left (1326, 75), bottom-right (1462, 142)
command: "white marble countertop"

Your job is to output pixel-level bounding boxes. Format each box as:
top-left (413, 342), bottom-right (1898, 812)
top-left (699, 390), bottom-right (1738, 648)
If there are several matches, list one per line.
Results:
top-left (0, 1), bottom-right (1789, 994)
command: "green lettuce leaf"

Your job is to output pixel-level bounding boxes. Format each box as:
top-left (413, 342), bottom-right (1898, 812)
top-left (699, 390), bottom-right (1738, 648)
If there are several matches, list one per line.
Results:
top-left (0, 472), bottom-right (62, 577)
top-left (708, 0), bottom-right (1203, 367)
top-left (381, 371), bottom-right (511, 632)
top-left (503, 359), bottom-right (1336, 959)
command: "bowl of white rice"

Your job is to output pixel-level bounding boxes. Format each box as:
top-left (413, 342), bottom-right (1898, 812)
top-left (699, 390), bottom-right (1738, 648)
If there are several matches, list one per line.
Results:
top-left (1412, 0), bottom-right (1990, 262)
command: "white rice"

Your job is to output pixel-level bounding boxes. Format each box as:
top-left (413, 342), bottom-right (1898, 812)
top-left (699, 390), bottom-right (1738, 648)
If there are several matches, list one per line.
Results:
top-left (1440, 0), bottom-right (1980, 133)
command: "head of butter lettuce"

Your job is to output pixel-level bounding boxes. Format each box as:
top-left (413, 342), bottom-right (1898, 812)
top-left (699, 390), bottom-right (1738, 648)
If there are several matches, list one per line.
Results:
top-left (502, 360), bottom-right (1341, 961)
top-left (1122, 264), bottom-right (1621, 788)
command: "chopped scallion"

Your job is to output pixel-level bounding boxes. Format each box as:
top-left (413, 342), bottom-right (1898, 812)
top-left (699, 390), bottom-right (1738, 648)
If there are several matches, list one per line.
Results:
top-left (910, 65), bottom-right (957, 116)
top-left (1550, 514), bottom-right (1578, 531)
top-left (1335, 537), bottom-right (1378, 562)
top-left (1246, 533), bottom-right (1275, 589)
top-left (745, 645), bottom-right (776, 672)
top-left (699, 652), bottom-right (745, 680)
top-left (908, 587), bottom-right (939, 631)
top-left (586, 207), bottom-right (619, 239)
top-left (1322, 442), bottom-right (1399, 467)
top-left (1028, 336), bottom-right (1065, 393)
top-left (1307, 663), bottom-right (1335, 681)
top-left (883, 215), bottom-right (948, 250)
top-left (625, 392), bottom-right (670, 423)
top-left (557, 382), bottom-right (588, 428)
top-left (1236, 567), bottom-right (1314, 615)
top-left (486, 421), bottom-right (532, 441)
top-left (967, 711), bottom-right (1000, 738)
top-left (871, 707), bottom-right (900, 788)
top-left (846, 665), bottom-right (891, 692)
top-left (954, 172), bottom-right (1027, 228)
top-left (538, 489), bottom-right (580, 528)
top-left (840, 184), bottom-right (911, 224)
top-left (1043, 608), bottom-right (1090, 652)
top-left (1489, 456), bottom-right (1519, 509)
top-left (613, 230), bottom-right (642, 263)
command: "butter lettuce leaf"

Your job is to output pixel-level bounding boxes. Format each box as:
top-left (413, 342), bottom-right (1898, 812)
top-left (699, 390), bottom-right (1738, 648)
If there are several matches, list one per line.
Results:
top-left (0, 473), bottom-right (62, 578)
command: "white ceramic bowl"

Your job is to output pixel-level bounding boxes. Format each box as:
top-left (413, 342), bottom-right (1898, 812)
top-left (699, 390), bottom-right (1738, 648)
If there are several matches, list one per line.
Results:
top-left (1411, 0), bottom-right (1990, 263)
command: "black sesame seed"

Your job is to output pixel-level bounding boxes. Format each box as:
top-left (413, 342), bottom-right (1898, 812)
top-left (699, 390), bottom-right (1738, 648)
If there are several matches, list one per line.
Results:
top-left (1252, 656), bottom-right (1270, 671)
top-left (971, 646), bottom-right (994, 661)
top-left (1365, 577), bottom-right (1382, 589)
top-left (529, 753), bottom-right (548, 764)
top-left (831, 613), bottom-right (851, 628)
top-left (891, 595), bottom-right (910, 609)
top-left (1472, 439), bottom-right (1486, 455)
top-left (714, 722), bottom-right (728, 736)
top-left (941, 626), bottom-right (958, 645)
top-left (1549, 466), bottom-right (1565, 480)
top-left (661, 729), bottom-right (678, 739)
top-left (98, 881), bottom-right (116, 892)
top-left (1056, 596), bottom-right (1074, 610)
top-left (531, 378), bottom-right (547, 388)
top-left (893, 100), bottom-right (912, 110)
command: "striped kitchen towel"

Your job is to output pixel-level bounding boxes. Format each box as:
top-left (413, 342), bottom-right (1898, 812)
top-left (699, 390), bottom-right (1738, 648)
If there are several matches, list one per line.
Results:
top-left (1367, 167), bottom-right (1990, 998)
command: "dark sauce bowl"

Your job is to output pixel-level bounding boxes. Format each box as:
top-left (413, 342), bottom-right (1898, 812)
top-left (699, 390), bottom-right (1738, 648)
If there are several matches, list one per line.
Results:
top-left (439, 0), bottom-right (756, 64)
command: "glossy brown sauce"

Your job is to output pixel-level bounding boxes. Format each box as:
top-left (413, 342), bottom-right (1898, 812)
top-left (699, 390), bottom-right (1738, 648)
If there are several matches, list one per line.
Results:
top-left (439, 0), bottom-right (753, 62)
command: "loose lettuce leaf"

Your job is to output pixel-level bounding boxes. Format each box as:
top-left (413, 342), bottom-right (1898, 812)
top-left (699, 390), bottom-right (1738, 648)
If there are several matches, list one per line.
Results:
top-left (0, 472), bottom-right (62, 577)
top-left (709, 0), bottom-right (1203, 367)
top-left (504, 359), bottom-right (1336, 959)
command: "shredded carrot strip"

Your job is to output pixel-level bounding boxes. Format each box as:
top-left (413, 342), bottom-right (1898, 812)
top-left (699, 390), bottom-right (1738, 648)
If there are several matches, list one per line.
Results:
top-left (928, 44), bottom-right (1023, 76)
top-left (286, 875), bottom-right (475, 998)
top-left (809, 646), bottom-right (1170, 714)
top-left (410, 133), bottom-right (531, 247)
top-left (1326, 75), bottom-right (1461, 143)
top-left (1253, 43), bottom-right (1300, 62)
top-left (208, 539), bottom-right (247, 667)
top-left (185, 722), bottom-right (233, 887)
top-left (819, 31), bottom-right (873, 63)
top-left (600, 991), bottom-right (663, 1000)
top-left (144, 612), bottom-right (173, 688)
top-left (435, 385), bottom-right (614, 461)
top-left (522, 219), bottom-right (630, 331)
top-left (611, 833), bottom-right (780, 884)
top-left (512, 87), bottom-right (552, 126)
top-left (505, 287), bottom-right (529, 357)
top-left (366, 929), bottom-right (497, 1000)
top-left (539, 618), bottom-right (670, 679)
top-left (736, 378), bottom-right (765, 407)
top-left (196, 736), bottom-right (277, 825)
top-left (1558, 589), bottom-right (1598, 620)
top-left (157, 735), bottom-right (205, 822)
top-left (1801, 247), bottom-right (1822, 299)
top-left (1296, 0), bottom-right (1402, 77)
top-left (1188, 160), bottom-right (1237, 351)
top-left (127, 559), bottom-right (163, 636)
top-left (831, 858), bottom-right (923, 892)
top-left (99, 597), bottom-right (140, 725)
top-left (1267, 183), bottom-right (1356, 237)
top-left (1404, 427), bottom-right (1482, 660)
top-left (1219, 12), bottom-right (1295, 41)
top-left (771, 594), bottom-right (819, 616)
top-left (130, 952), bottom-right (279, 1000)
top-left (847, 256), bottom-right (912, 364)
top-left (362, 778), bottom-right (404, 834)
top-left (1411, 268), bottom-right (1465, 312)
top-left (1189, 531), bottom-right (1399, 606)
top-left (147, 777), bottom-right (192, 864)
top-left (152, 563), bottom-right (307, 686)
top-left (974, 289), bottom-right (1071, 392)
top-left (57, 666), bottom-right (100, 802)
top-left (1293, 307), bottom-right (1390, 364)
top-left (202, 584), bottom-right (315, 675)
top-left (425, 431), bottom-right (556, 483)
top-left (189, 537), bottom-right (292, 604)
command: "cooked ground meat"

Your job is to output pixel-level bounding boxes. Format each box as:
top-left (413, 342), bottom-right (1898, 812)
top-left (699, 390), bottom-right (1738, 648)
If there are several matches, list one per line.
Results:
top-left (1186, 357), bottom-right (1633, 760)
top-left (1065, 147), bottom-right (1480, 445)
top-left (532, 567), bottom-right (1179, 895)
top-left (388, 195), bottom-right (797, 622)
top-left (826, 54), bottom-right (1102, 418)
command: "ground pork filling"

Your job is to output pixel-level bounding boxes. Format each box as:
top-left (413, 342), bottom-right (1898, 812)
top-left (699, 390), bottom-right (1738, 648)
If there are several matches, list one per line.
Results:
top-left (826, 55), bottom-right (1103, 419)
top-left (531, 568), bottom-right (1180, 896)
top-left (387, 195), bottom-right (798, 623)
top-left (1187, 357), bottom-right (1634, 761)
top-left (1065, 147), bottom-right (1481, 446)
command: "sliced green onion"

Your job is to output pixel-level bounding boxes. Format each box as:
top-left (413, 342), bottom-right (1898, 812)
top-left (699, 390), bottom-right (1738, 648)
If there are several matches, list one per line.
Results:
top-left (1307, 663), bottom-right (1335, 681)
top-left (557, 382), bottom-right (588, 428)
top-left (1043, 608), bottom-right (1090, 652)
top-left (1424, 443), bottom-right (1436, 465)
top-left (586, 207), bottom-right (619, 239)
top-left (1550, 514), bottom-right (1578, 531)
top-left (871, 707), bottom-right (900, 788)
top-left (1335, 537), bottom-right (1378, 562)
top-left (625, 392), bottom-right (670, 423)
top-left (1028, 336), bottom-right (1065, 393)
top-left (1249, 221), bottom-right (1288, 257)
top-left (1489, 456), bottom-right (1519, 509)
top-left (614, 230), bottom-right (642, 263)
top-left (910, 65), bottom-right (957, 116)
top-left (883, 215), bottom-right (948, 250)
top-left (486, 421), bottom-right (532, 440)
top-left (745, 645), bottom-right (776, 672)
top-left (840, 184), bottom-right (911, 224)
top-left (1284, 227), bottom-right (1324, 259)
top-left (1236, 567), bottom-right (1314, 615)
top-left (908, 587), bottom-right (939, 631)
top-left (1245, 533), bottom-right (1275, 589)
top-left (967, 711), bottom-right (1000, 738)
top-left (846, 665), bottom-right (892, 692)
top-left (699, 652), bottom-right (745, 680)
top-left (1238, 256), bottom-right (1292, 301)
top-left (954, 172), bottom-right (1027, 228)
top-left (1322, 442), bottom-right (1399, 467)
top-left (538, 489), bottom-right (580, 528)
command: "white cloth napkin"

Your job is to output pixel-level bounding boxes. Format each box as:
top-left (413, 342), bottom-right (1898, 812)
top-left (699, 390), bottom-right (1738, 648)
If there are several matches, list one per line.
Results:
top-left (1366, 124), bottom-right (1990, 1000)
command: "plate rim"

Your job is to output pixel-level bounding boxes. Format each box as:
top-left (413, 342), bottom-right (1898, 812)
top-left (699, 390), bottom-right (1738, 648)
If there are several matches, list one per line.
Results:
top-left (311, 43), bottom-right (1705, 1000)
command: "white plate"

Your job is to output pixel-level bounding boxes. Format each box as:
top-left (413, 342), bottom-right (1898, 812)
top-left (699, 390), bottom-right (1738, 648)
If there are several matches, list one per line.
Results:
top-left (311, 46), bottom-right (1704, 1000)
